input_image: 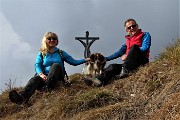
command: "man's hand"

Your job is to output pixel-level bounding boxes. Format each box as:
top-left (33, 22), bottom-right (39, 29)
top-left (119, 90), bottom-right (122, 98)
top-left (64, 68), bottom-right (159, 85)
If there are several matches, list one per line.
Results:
top-left (121, 54), bottom-right (127, 61)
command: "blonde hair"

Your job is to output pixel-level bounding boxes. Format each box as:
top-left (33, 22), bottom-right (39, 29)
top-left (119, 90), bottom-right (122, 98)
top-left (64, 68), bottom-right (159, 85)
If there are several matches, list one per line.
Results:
top-left (39, 32), bottom-right (58, 55)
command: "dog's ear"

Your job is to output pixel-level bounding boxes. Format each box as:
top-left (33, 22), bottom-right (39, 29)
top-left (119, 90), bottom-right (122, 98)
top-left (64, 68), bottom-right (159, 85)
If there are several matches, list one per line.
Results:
top-left (90, 54), bottom-right (95, 62)
top-left (98, 54), bottom-right (105, 62)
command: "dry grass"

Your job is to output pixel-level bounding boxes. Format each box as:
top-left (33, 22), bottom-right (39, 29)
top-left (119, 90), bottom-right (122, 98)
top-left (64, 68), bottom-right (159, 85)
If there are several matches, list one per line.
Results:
top-left (0, 39), bottom-right (180, 120)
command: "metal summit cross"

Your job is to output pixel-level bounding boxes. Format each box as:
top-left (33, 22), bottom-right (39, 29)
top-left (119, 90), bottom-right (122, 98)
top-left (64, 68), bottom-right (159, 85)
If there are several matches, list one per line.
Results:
top-left (75, 31), bottom-right (99, 58)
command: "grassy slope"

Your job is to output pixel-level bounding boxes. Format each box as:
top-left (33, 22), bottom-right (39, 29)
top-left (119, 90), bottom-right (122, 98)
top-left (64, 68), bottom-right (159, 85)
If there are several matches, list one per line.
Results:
top-left (0, 39), bottom-right (180, 120)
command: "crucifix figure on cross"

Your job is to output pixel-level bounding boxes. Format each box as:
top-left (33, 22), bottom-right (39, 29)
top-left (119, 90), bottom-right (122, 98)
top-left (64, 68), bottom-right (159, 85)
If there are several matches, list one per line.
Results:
top-left (75, 31), bottom-right (99, 58)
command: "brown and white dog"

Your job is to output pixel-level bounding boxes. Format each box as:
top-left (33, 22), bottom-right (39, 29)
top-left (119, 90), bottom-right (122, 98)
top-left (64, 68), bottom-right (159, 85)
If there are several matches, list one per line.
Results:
top-left (82, 53), bottom-right (106, 76)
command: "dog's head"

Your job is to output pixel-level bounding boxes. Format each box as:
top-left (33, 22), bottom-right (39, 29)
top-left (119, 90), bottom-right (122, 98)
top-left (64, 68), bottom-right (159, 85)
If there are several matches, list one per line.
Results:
top-left (90, 53), bottom-right (105, 63)
top-left (90, 52), bottom-right (106, 67)
top-left (82, 53), bottom-right (106, 76)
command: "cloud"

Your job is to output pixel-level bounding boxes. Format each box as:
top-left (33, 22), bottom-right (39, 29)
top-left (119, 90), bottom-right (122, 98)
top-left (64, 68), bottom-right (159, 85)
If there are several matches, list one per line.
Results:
top-left (0, 12), bottom-right (33, 60)
top-left (0, 12), bottom-right (34, 90)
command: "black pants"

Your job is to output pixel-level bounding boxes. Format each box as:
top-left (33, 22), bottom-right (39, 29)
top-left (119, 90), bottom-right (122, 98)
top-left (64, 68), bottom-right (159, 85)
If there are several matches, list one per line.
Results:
top-left (20, 63), bottom-right (64, 99)
top-left (123, 45), bottom-right (149, 71)
top-left (97, 45), bottom-right (149, 84)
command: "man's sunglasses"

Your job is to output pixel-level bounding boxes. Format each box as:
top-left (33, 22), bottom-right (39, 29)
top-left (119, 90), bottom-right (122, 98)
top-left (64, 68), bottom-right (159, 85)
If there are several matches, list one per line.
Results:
top-left (47, 37), bottom-right (57, 41)
top-left (127, 24), bottom-right (137, 30)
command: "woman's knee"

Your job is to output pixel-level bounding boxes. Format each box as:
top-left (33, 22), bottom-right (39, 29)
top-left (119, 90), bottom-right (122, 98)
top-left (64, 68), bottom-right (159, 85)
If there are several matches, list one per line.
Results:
top-left (51, 63), bottom-right (61, 69)
top-left (50, 63), bottom-right (63, 72)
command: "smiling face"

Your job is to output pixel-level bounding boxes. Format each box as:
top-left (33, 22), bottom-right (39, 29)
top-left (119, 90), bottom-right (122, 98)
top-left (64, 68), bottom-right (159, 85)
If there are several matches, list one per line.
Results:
top-left (125, 20), bottom-right (139, 37)
top-left (46, 37), bottom-right (58, 48)
top-left (45, 32), bottom-right (58, 48)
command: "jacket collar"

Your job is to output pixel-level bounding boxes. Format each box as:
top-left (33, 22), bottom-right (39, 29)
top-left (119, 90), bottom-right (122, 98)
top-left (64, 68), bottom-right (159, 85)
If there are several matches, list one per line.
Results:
top-left (125, 29), bottom-right (142, 39)
top-left (54, 47), bottom-right (59, 52)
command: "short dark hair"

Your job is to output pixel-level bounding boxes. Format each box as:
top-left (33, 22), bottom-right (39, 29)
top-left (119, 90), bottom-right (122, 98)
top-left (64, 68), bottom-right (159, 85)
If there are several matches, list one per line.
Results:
top-left (124, 19), bottom-right (137, 27)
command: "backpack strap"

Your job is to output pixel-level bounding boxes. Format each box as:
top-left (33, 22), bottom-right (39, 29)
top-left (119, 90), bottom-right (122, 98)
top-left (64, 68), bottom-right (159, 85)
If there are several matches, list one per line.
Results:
top-left (58, 49), bottom-right (69, 80)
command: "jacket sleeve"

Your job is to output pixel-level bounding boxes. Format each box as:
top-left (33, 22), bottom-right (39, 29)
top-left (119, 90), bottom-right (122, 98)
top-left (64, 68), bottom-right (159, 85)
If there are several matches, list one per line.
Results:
top-left (62, 50), bottom-right (86, 66)
top-left (105, 44), bottom-right (127, 61)
top-left (34, 52), bottom-right (43, 75)
top-left (140, 32), bottom-right (151, 51)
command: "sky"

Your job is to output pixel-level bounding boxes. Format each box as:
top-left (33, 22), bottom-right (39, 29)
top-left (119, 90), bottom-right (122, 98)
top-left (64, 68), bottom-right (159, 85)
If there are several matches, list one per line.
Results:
top-left (0, 0), bottom-right (179, 92)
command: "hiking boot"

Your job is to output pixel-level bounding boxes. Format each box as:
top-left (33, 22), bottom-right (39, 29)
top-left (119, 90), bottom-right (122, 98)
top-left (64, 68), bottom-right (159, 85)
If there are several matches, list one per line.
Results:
top-left (62, 81), bottom-right (71, 87)
top-left (83, 77), bottom-right (102, 87)
top-left (9, 90), bottom-right (25, 105)
top-left (91, 78), bottom-right (102, 87)
top-left (119, 66), bottom-right (129, 79)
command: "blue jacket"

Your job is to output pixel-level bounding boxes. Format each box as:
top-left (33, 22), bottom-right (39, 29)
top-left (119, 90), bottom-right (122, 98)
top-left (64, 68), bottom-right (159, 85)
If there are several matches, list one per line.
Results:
top-left (35, 47), bottom-right (86, 75)
top-left (105, 32), bottom-right (151, 61)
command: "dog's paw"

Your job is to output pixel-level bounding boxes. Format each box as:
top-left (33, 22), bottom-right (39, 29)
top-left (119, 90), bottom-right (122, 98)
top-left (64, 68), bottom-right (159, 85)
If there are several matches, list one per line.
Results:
top-left (82, 77), bottom-right (93, 86)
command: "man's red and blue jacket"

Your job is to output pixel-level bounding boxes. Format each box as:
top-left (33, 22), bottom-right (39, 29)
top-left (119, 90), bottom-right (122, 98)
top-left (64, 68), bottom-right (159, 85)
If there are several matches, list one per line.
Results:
top-left (106, 29), bottom-right (151, 61)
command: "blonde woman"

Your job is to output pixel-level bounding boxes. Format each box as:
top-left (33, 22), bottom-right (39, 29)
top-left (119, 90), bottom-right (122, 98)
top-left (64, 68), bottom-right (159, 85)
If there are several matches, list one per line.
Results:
top-left (9, 32), bottom-right (90, 105)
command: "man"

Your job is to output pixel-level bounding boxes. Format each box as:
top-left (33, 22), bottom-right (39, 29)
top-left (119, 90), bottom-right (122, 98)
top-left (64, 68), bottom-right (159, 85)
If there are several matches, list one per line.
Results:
top-left (90, 18), bottom-right (151, 86)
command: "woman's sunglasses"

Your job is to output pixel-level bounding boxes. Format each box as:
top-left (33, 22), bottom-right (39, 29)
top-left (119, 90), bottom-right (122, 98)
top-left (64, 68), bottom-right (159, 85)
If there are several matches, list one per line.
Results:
top-left (127, 24), bottom-right (137, 30)
top-left (47, 37), bottom-right (57, 41)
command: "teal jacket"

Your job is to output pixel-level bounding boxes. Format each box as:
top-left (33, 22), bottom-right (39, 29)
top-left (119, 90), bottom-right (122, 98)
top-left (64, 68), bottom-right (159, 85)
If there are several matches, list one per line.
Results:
top-left (35, 47), bottom-right (86, 75)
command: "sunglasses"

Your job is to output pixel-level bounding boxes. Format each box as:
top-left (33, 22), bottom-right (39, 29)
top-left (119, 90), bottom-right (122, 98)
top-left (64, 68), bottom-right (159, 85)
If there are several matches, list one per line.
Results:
top-left (47, 37), bottom-right (57, 41)
top-left (127, 24), bottom-right (137, 30)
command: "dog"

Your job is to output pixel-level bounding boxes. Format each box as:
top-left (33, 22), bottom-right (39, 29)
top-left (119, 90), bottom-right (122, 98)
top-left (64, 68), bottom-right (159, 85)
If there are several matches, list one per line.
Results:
top-left (82, 52), bottom-right (106, 76)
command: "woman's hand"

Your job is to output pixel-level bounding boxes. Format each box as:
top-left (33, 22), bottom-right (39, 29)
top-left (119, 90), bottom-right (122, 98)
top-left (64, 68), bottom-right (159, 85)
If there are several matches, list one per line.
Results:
top-left (39, 72), bottom-right (47, 81)
top-left (85, 57), bottom-right (91, 62)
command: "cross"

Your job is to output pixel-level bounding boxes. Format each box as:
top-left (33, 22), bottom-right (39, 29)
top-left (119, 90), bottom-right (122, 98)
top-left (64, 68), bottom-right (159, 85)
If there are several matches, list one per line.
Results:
top-left (75, 31), bottom-right (99, 58)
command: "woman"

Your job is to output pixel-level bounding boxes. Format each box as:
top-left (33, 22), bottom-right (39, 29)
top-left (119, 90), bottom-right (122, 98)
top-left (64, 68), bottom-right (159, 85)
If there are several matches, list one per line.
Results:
top-left (9, 32), bottom-right (90, 105)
